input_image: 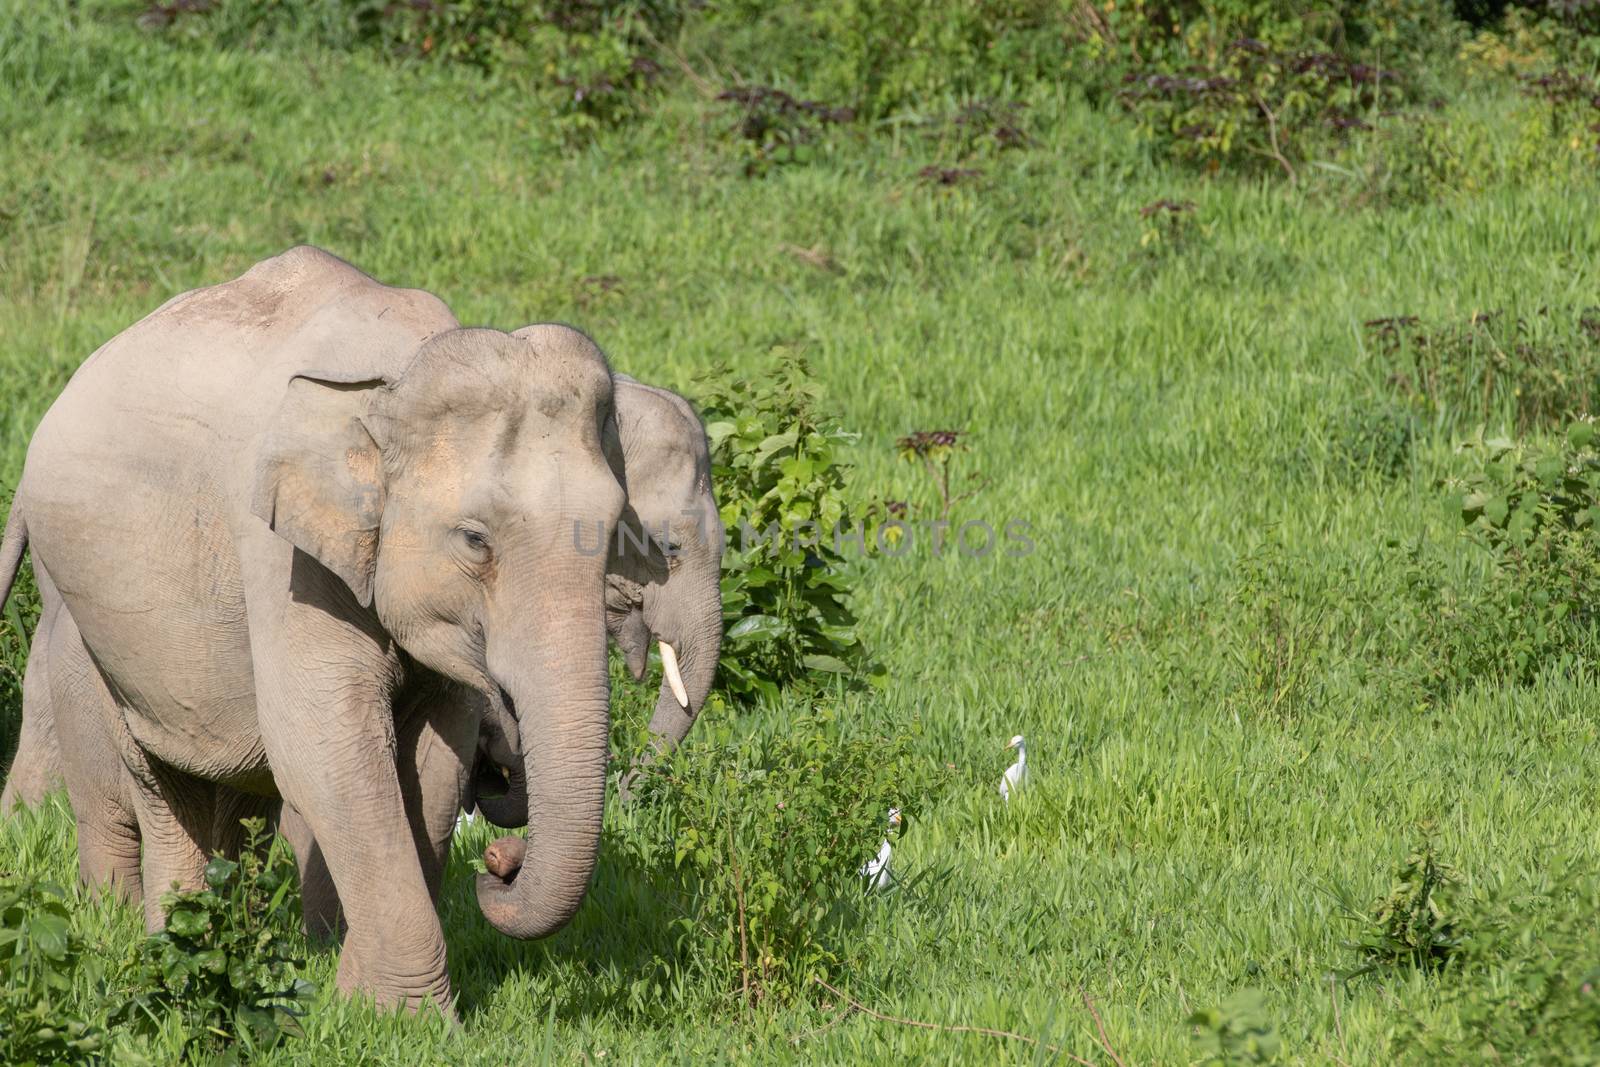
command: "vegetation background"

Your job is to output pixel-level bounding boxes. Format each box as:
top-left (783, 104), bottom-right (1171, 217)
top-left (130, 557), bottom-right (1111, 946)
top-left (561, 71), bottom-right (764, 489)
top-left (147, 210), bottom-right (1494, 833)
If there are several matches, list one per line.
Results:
top-left (4, 0), bottom-right (1600, 1061)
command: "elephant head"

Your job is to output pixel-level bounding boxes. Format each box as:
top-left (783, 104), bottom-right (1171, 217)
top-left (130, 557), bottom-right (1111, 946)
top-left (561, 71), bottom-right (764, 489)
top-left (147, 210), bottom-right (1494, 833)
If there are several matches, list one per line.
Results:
top-left (253, 324), bottom-right (623, 940)
top-left (606, 375), bottom-right (724, 750)
top-left (472, 370), bottom-right (725, 828)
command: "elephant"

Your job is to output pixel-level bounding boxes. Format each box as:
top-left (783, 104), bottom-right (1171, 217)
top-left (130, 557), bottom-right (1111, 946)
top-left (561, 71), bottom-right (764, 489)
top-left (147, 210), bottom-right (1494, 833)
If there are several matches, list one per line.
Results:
top-left (0, 245), bottom-right (628, 1009)
top-left (0, 369), bottom-right (725, 941)
top-left (472, 366), bottom-right (726, 826)
top-left (283, 368), bottom-right (726, 933)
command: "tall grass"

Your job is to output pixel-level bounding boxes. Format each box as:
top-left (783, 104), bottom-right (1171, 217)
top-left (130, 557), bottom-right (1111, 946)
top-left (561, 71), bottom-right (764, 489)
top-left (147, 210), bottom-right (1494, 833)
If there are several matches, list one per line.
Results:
top-left (3, 1), bottom-right (1600, 1062)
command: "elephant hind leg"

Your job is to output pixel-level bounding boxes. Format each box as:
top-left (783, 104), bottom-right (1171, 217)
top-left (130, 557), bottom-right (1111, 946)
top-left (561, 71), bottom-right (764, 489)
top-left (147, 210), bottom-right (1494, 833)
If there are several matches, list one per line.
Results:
top-left (75, 795), bottom-right (143, 904)
top-left (49, 601), bottom-right (143, 901)
top-left (123, 746), bottom-right (217, 931)
top-left (0, 587), bottom-right (65, 813)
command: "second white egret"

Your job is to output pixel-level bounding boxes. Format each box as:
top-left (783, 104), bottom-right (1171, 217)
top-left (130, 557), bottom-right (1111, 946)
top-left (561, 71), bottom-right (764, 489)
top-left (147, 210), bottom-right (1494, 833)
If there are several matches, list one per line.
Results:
top-left (999, 734), bottom-right (1028, 802)
top-left (858, 807), bottom-right (903, 889)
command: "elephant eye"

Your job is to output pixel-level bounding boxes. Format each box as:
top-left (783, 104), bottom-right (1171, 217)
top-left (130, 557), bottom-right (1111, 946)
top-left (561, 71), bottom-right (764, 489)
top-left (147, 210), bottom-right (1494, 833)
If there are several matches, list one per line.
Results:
top-left (456, 526), bottom-right (492, 563)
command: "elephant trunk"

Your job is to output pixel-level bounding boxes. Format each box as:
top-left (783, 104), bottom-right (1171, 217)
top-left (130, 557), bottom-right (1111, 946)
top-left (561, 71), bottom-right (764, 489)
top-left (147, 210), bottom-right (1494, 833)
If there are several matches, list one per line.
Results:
top-left (475, 563), bottom-right (610, 940)
top-left (472, 762), bottom-right (527, 829)
top-left (644, 552), bottom-right (723, 751)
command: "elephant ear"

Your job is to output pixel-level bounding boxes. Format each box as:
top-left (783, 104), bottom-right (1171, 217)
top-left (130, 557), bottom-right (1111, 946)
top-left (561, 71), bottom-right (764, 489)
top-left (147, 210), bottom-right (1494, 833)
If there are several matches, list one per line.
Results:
top-left (251, 373), bottom-right (390, 607)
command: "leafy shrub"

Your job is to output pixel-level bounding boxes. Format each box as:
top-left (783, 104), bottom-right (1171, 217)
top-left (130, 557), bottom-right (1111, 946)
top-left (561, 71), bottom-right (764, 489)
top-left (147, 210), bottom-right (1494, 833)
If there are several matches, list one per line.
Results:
top-left (1393, 866), bottom-right (1600, 1062)
top-left (1338, 111), bottom-right (1478, 207)
top-left (715, 86), bottom-right (854, 177)
top-left (1518, 66), bottom-right (1600, 157)
top-left (895, 429), bottom-right (987, 521)
top-left (1385, 425), bottom-right (1600, 697)
top-left (0, 878), bottom-right (104, 1065)
top-left (112, 819), bottom-right (313, 1061)
top-left (1225, 541), bottom-right (1333, 719)
top-left (1445, 422), bottom-right (1600, 680)
top-left (1118, 37), bottom-right (1409, 177)
top-left (695, 356), bottom-right (876, 704)
top-left (1094, 0), bottom-right (1459, 67)
top-left (1137, 197), bottom-right (1203, 253)
top-left (923, 98), bottom-right (1033, 159)
top-left (1342, 836), bottom-right (1468, 975)
top-left (1187, 988), bottom-right (1281, 1064)
top-left (628, 710), bottom-right (915, 1006)
top-left (1368, 309), bottom-right (1600, 433)
top-left (139, 0), bottom-right (678, 133)
top-left (692, 0), bottom-right (1077, 122)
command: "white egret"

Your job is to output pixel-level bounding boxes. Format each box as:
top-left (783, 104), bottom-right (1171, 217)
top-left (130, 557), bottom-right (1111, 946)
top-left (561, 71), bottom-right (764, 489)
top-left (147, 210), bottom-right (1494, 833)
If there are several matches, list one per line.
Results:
top-left (858, 807), bottom-right (903, 889)
top-left (999, 734), bottom-right (1028, 802)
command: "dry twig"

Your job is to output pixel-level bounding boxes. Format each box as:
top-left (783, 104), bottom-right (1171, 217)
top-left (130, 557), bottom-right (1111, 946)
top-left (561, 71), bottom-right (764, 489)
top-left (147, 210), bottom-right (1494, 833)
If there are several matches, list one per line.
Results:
top-left (1081, 989), bottom-right (1128, 1067)
top-left (728, 821), bottom-right (751, 1011)
top-left (633, 20), bottom-right (721, 99)
top-left (1329, 973), bottom-right (1351, 1065)
top-left (776, 242), bottom-right (842, 274)
top-left (1252, 92), bottom-right (1298, 183)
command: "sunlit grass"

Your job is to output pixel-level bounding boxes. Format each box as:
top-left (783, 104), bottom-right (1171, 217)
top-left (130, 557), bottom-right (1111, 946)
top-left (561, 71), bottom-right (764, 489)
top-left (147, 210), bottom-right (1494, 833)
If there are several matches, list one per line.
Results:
top-left (3, 2), bottom-right (1600, 1062)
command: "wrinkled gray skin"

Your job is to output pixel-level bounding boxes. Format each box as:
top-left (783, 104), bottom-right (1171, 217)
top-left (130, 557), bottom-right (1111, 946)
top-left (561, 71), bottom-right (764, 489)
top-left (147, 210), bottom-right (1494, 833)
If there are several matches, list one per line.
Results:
top-left (1, 374), bottom-right (724, 941)
top-left (0, 246), bottom-right (626, 1010)
top-left (473, 369), bottom-right (726, 826)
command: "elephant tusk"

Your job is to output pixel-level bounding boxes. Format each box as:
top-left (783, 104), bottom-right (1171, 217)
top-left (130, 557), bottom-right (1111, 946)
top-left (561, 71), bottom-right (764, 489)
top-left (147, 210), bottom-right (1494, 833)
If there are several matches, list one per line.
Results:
top-left (659, 641), bottom-right (689, 708)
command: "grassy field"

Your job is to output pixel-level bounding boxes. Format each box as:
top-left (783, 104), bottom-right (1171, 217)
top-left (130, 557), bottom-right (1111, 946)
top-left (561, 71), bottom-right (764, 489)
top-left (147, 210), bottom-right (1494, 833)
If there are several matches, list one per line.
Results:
top-left (5, 2), bottom-right (1600, 1063)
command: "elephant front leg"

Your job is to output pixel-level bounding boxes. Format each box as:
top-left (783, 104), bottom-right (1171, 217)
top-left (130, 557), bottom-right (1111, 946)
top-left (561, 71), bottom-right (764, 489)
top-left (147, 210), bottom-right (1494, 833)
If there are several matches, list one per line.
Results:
top-left (255, 666), bottom-right (454, 1013)
top-left (395, 681), bottom-right (480, 906)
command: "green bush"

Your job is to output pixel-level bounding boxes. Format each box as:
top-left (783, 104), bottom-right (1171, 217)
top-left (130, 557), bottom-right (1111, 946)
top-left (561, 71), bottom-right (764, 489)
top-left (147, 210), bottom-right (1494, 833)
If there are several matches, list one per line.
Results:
top-left (628, 710), bottom-right (916, 1006)
top-left (112, 819), bottom-right (314, 1061)
top-left (695, 356), bottom-right (878, 704)
top-left (1381, 425), bottom-right (1600, 698)
top-left (139, 0), bottom-right (679, 133)
top-left (714, 85), bottom-right (855, 177)
top-left (1393, 866), bottom-right (1600, 1062)
top-left (1341, 836), bottom-right (1468, 976)
top-left (692, 0), bottom-right (1077, 123)
top-left (1447, 422), bottom-right (1600, 679)
top-left (0, 878), bottom-right (104, 1066)
top-left (1187, 989), bottom-right (1281, 1065)
top-left (1329, 399), bottom-right (1416, 480)
top-left (1517, 66), bottom-right (1600, 159)
top-left (1224, 540), bottom-right (1336, 719)
top-left (1118, 37), bottom-right (1410, 177)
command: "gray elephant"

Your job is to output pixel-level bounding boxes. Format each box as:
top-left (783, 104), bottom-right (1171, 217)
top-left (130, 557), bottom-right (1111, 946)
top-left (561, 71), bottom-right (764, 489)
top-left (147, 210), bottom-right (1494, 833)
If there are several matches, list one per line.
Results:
top-left (1, 365), bottom-right (726, 943)
top-left (0, 246), bottom-right (627, 1009)
top-left (472, 367), bottom-right (725, 825)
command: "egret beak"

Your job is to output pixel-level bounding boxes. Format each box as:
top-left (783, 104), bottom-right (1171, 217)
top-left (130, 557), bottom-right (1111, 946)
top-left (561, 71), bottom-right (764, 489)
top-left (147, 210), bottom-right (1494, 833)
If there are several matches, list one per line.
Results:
top-left (659, 641), bottom-right (689, 709)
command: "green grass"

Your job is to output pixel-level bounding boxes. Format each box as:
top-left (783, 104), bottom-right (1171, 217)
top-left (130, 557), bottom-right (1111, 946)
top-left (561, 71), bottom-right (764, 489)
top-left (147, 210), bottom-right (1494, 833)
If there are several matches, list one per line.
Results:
top-left (4, 3), bottom-right (1600, 1063)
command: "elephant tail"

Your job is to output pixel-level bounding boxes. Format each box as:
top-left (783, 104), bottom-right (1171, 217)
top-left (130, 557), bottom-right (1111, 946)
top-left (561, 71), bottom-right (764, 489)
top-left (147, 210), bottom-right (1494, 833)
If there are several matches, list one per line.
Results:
top-left (0, 494), bottom-right (26, 609)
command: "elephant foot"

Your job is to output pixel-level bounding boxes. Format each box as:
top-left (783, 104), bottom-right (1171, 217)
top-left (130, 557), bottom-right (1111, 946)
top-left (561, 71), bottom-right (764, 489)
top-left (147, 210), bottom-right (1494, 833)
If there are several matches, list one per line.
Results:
top-left (335, 935), bottom-right (455, 1020)
top-left (483, 835), bottom-right (526, 880)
